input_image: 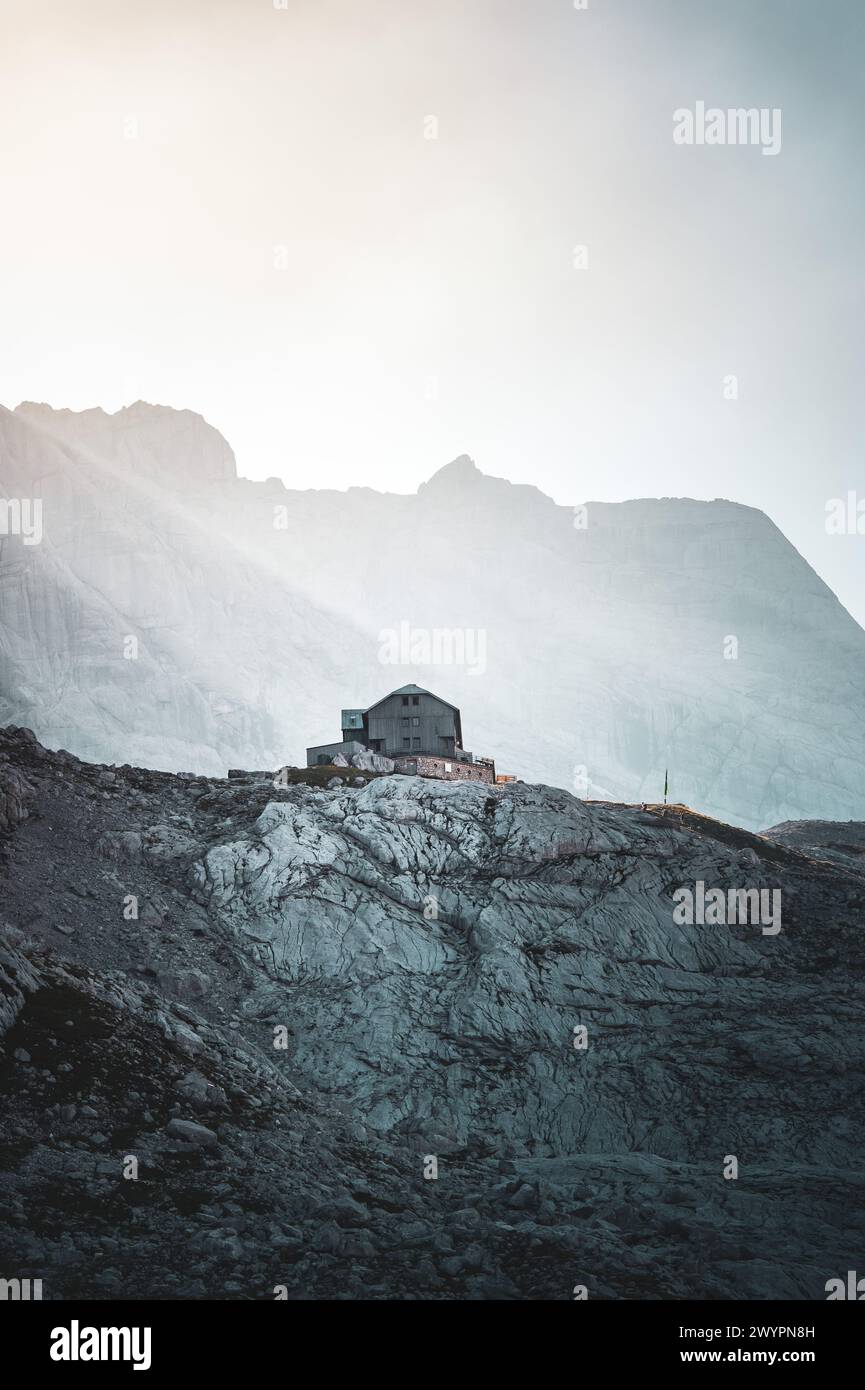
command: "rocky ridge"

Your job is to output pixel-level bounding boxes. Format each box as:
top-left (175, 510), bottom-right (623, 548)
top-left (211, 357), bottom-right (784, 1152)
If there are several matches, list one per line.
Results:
top-left (1, 725), bottom-right (863, 1299)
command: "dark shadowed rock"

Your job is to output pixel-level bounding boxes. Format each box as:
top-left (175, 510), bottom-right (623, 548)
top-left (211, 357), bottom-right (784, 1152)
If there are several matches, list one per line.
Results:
top-left (165, 1118), bottom-right (219, 1148)
top-left (0, 727), bottom-right (863, 1300)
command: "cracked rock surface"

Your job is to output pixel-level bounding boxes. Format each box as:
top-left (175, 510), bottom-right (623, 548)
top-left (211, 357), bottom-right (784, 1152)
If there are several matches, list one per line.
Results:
top-left (1, 726), bottom-right (863, 1300)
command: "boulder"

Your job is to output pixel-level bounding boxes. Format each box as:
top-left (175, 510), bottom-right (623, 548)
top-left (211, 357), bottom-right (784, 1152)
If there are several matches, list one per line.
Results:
top-left (165, 1118), bottom-right (218, 1148)
top-left (349, 750), bottom-right (394, 773)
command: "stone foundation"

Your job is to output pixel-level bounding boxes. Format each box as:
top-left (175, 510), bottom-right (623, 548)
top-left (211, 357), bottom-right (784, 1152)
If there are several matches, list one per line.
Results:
top-left (393, 755), bottom-right (495, 784)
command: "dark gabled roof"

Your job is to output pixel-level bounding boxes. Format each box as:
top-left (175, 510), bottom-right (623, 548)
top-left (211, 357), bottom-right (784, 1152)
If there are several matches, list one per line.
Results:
top-left (365, 684), bottom-right (460, 715)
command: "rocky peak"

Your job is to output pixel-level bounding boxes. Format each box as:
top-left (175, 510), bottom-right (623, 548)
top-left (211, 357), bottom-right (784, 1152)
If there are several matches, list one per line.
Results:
top-left (421, 453), bottom-right (480, 485)
top-left (13, 400), bottom-right (237, 488)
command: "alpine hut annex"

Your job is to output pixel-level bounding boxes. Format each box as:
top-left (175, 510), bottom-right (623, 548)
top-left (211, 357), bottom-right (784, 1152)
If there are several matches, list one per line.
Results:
top-left (306, 685), bottom-right (496, 783)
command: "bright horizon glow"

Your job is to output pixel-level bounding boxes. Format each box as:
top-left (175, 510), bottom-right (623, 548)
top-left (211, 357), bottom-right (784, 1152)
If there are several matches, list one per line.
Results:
top-left (1, 0), bottom-right (863, 623)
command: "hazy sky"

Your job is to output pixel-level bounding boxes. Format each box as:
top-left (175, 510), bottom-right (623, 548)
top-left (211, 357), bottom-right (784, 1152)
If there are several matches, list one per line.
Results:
top-left (2, 0), bottom-right (863, 623)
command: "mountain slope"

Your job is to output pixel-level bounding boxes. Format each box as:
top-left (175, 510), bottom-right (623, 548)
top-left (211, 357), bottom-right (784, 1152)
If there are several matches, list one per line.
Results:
top-left (1, 727), bottom-right (863, 1299)
top-left (2, 401), bottom-right (865, 828)
top-left (0, 403), bottom-right (374, 773)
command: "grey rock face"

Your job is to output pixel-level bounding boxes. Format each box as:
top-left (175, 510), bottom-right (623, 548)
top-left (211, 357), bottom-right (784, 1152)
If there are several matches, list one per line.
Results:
top-left (190, 776), bottom-right (865, 1166)
top-left (1, 727), bottom-right (863, 1300)
top-left (349, 750), bottom-right (395, 773)
top-left (762, 819), bottom-right (865, 875)
top-left (0, 756), bottom-right (35, 832)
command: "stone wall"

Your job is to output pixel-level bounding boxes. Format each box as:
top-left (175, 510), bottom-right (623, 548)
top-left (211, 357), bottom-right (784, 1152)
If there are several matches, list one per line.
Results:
top-left (394, 755), bottom-right (495, 784)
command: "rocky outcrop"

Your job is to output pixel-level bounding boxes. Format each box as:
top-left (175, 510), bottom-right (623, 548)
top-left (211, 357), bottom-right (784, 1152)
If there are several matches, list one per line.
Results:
top-left (762, 819), bottom-right (865, 875)
top-left (189, 776), bottom-right (865, 1164)
top-left (349, 749), bottom-right (395, 772)
top-left (0, 761), bottom-right (34, 833)
top-left (1, 728), bottom-right (863, 1299)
